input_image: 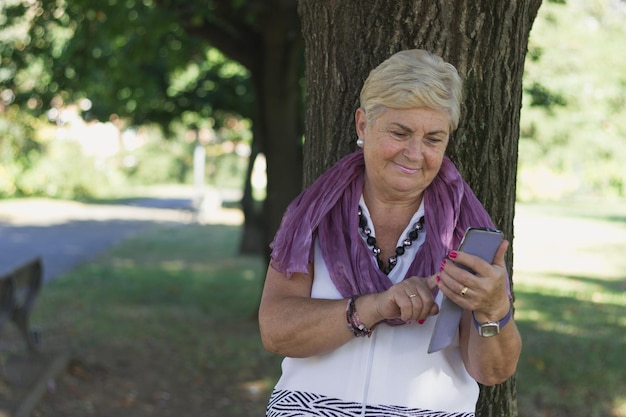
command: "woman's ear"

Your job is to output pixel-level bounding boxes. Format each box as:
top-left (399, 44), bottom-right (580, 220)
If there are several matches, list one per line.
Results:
top-left (355, 108), bottom-right (367, 138)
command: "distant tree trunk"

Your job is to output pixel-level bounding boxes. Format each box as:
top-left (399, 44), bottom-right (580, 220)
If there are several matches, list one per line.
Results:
top-left (298, 1), bottom-right (542, 416)
top-left (218, 3), bottom-right (304, 259)
top-left (251, 27), bottom-right (304, 260)
top-left (185, 1), bottom-right (305, 259)
top-left (239, 140), bottom-right (263, 254)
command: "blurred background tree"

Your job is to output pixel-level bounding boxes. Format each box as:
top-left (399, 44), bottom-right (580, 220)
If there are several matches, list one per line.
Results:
top-left (0, 0), bottom-right (257, 198)
top-left (0, 0), bottom-right (303, 256)
top-left (519, 0), bottom-right (626, 200)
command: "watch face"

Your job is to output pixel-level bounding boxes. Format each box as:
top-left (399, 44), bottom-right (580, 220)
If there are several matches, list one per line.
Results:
top-left (480, 323), bottom-right (500, 337)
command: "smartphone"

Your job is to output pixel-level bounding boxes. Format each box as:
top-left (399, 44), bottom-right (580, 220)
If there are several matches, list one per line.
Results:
top-left (427, 227), bottom-right (504, 353)
top-left (455, 227), bottom-right (504, 274)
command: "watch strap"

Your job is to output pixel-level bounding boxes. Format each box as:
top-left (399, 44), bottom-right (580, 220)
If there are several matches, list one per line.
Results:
top-left (472, 305), bottom-right (512, 332)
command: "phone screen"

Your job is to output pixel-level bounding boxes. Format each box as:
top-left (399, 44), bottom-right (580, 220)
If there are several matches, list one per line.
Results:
top-left (456, 227), bottom-right (504, 274)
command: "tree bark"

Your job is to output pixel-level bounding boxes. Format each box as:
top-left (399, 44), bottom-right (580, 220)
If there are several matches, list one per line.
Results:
top-left (251, 4), bottom-right (304, 259)
top-left (298, 1), bottom-right (542, 416)
top-left (238, 141), bottom-right (263, 254)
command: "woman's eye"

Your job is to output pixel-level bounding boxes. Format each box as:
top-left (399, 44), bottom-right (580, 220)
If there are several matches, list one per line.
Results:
top-left (391, 131), bottom-right (408, 138)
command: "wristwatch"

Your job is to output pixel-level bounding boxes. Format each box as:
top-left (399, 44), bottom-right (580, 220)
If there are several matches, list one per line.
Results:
top-left (472, 306), bottom-right (512, 337)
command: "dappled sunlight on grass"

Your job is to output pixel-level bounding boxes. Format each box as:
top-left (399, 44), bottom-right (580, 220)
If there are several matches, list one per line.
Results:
top-left (514, 202), bottom-right (626, 417)
top-left (516, 288), bottom-right (625, 339)
top-left (159, 260), bottom-right (187, 271)
top-left (613, 397), bottom-right (626, 417)
top-left (31, 221), bottom-right (274, 416)
top-left (516, 273), bottom-right (626, 308)
top-left (514, 203), bottom-right (626, 279)
top-left (103, 224), bottom-right (266, 277)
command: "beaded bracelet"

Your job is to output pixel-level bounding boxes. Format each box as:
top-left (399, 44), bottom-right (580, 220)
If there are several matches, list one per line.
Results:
top-left (346, 296), bottom-right (374, 337)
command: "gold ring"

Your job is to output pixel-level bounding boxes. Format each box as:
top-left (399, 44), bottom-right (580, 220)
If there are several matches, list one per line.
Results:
top-left (408, 293), bottom-right (417, 298)
top-left (460, 287), bottom-right (469, 296)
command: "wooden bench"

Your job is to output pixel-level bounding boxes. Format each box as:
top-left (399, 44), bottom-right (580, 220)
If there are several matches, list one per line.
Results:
top-left (0, 257), bottom-right (43, 351)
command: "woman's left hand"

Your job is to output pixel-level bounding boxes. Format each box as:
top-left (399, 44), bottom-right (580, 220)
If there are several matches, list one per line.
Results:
top-left (438, 239), bottom-right (522, 386)
top-left (437, 240), bottom-right (511, 321)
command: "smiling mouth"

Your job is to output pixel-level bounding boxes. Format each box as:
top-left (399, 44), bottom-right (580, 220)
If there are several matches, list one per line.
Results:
top-left (394, 162), bottom-right (420, 174)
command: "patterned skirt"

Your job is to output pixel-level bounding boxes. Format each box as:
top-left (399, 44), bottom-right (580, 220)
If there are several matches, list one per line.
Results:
top-left (267, 390), bottom-right (475, 417)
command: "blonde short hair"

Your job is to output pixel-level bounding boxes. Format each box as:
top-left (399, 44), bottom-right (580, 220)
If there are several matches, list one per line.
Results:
top-left (359, 49), bottom-right (463, 131)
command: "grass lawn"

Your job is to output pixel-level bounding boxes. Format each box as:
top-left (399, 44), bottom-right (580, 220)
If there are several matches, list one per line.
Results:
top-left (30, 223), bottom-right (279, 416)
top-left (514, 201), bottom-right (626, 417)
top-left (28, 200), bottom-right (626, 416)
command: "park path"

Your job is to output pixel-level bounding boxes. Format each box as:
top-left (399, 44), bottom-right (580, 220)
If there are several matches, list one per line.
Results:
top-left (0, 188), bottom-right (243, 283)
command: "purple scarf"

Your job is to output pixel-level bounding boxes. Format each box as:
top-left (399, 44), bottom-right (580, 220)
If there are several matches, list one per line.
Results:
top-left (270, 150), bottom-right (495, 302)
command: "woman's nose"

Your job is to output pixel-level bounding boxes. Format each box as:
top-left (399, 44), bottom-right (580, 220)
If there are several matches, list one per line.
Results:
top-left (403, 137), bottom-right (424, 160)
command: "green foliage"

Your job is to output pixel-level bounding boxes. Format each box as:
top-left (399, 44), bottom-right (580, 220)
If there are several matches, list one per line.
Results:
top-left (0, 0), bottom-right (253, 129)
top-left (122, 128), bottom-right (193, 186)
top-left (1, 1), bottom-right (256, 200)
top-left (0, 106), bottom-right (43, 196)
top-left (206, 151), bottom-right (248, 189)
top-left (17, 139), bottom-right (127, 199)
top-left (0, 106), bottom-right (251, 200)
top-left (524, 82), bottom-right (567, 109)
top-left (0, 103), bottom-right (131, 200)
top-left (519, 0), bottom-right (626, 200)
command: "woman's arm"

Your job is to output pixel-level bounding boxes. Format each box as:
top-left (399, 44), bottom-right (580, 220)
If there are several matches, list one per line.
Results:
top-left (438, 240), bottom-right (522, 385)
top-left (258, 264), bottom-right (356, 358)
top-left (259, 263), bottom-right (440, 358)
top-left (459, 306), bottom-right (522, 385)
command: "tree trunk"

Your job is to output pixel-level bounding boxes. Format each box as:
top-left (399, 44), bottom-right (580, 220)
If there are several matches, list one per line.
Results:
top-left (238, 141), bottom-right (263, 255)
top-left (236, 2), bottom-right (304, 259)
top-left (254, 14), bottom-right (304, 260)
top-left (298, 1), bottom-right (542, 416)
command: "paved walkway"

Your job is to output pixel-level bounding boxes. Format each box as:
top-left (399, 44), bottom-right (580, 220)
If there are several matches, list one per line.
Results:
top-left (0, 188), bottom-right (243, 283)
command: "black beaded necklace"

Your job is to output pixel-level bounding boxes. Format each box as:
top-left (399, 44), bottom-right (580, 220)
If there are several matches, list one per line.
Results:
top-left (358, 206), bottom-right (425, 274)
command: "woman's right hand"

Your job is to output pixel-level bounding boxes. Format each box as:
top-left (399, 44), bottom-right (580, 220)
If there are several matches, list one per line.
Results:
top-left (366, 275), bottom-right (440, 324)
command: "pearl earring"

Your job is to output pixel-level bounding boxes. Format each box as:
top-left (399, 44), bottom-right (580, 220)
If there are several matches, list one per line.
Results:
top-left (356, 137), bottom-right (364, 148)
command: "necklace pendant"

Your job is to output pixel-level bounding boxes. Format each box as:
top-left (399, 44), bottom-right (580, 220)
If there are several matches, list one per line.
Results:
top-left (358, 205), bottom-right (425, 275)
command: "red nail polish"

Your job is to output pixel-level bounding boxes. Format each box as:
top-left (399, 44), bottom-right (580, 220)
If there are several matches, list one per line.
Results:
top-left (418, 319), bottom-right (425, 325)
top-left (436, 274), bottom-right (441, 283)
top-left (439, 259), bottom-right (446, 271)
top-left (448, 251), bottom-right (458, 259)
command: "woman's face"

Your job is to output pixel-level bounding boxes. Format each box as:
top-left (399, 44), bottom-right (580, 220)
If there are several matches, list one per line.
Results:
top-left (356, 106), bottom-right (450, 202)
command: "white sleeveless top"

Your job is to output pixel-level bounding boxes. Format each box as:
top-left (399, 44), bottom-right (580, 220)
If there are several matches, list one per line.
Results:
top-left (267, 200), bottom-right (478, 416)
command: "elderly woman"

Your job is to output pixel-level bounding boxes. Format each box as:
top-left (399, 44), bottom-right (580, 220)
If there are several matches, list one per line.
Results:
top-left (259, 49), bottom-right (522, 416)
